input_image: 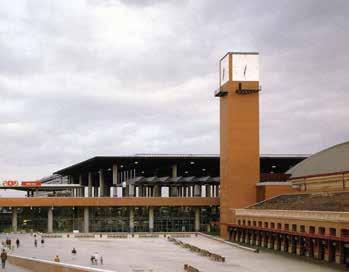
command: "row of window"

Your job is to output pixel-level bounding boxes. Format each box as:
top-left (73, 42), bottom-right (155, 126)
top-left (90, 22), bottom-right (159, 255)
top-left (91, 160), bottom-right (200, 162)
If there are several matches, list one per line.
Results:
top-left (237, 219), bottom-right (344, 237)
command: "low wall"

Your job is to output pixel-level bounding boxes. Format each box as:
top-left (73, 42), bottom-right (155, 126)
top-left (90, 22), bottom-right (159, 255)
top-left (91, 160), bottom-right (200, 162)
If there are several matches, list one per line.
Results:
top-left (8, 255), bottom-right (115, 272)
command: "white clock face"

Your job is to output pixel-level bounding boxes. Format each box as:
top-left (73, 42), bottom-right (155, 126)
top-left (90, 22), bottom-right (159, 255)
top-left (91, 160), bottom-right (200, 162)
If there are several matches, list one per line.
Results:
top-left (232, 54), bottom-right (259, 82)
top-left (220, 54), bottom-right (229, 86)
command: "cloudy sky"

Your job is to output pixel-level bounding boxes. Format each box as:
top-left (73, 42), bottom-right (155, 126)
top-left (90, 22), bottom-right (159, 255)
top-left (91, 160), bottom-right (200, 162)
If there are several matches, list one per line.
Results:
top-left (0, 0), bottom-right (348, 180)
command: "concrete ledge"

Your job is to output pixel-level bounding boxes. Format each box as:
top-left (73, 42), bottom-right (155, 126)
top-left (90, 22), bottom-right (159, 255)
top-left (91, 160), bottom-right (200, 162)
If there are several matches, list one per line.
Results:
top-left (198, 233), bottom-right (258, 253)
top-left (8, 255), bottom-right (115, 272)
top-left (168, 237), bottom-right (226, 262)
top-left (184, 264), bottom-right (200, 272)
top-left (42, 232), bottom-right (197, 239)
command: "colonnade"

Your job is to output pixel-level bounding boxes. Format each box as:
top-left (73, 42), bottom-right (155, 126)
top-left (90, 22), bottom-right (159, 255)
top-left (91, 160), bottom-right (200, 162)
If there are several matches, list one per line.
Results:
top-left (229, 227), bottom-right (348, 265)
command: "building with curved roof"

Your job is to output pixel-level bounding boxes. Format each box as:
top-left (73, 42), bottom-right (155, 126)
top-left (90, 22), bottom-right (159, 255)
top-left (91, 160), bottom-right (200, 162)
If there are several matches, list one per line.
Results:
top-left (287, 141), bottom-right (349, 192)
top-left (229, 140), bottom-right (349, 267)
top-left (287, 141), bottom-right (349, 178)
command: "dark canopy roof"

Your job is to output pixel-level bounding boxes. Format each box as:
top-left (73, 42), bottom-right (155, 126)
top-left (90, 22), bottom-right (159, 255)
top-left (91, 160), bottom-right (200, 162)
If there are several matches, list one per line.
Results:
top-left (54, 154), bottom-right (308, 177)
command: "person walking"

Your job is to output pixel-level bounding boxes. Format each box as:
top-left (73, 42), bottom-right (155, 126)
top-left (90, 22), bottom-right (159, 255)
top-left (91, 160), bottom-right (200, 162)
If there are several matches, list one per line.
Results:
top-left (54, 255), bottom-right (60, 262)
top-left (94, 252), bottom-right (99, 265)
top-left (1, 249), bottom-right (7, 269)
top-left (41, 238), bottom-right (45, 247)
top-left (71, 248), bottom-right (77, 255)
top-left (100, 255), bottom-right (103, 265)
top-left (16, 238), bottom-right (20, 248)
top-left (34, 238), bottom-right (38, 248)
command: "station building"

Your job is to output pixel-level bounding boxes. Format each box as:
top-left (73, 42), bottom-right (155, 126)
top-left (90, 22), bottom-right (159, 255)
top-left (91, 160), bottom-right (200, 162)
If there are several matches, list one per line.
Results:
top-left (1, 154), bottom-right (304, 234)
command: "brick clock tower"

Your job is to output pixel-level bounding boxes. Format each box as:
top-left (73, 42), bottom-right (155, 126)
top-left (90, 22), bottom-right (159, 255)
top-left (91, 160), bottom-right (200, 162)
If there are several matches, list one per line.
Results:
top-left (215, 52), bottom-right (260, 239)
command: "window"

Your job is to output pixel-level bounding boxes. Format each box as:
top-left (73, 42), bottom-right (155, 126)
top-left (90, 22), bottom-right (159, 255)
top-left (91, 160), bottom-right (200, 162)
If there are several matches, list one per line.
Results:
top-left (329, 228), bottom-right (336, 236)
top-left (300, 225), bottom-right (305, 232)
top-left (285, 224), bottom-right (289, 231)
top-left (319, 227), bottom-right (325, 235)
top-left (264, 222), bottom-right (269, 228)
top-left (277, 223), bottom-right (282, 229)
top-left (271, 223), bottom-right (275, 229)
top-left (309, 226), bottom-right (315, 233)
top-left (292, 224), bottom-right (297, 232)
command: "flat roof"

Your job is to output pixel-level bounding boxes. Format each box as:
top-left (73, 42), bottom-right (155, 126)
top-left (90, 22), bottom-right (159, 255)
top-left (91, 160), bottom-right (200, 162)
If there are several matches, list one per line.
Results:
top-left (53, 154), bottom-right (309, 176)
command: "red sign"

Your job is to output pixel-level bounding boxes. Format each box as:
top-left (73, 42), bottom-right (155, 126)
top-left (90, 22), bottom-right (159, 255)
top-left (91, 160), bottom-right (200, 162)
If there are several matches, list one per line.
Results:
top-left (21, 181), bottom-right (42, 187)
top-left (2, 180), bottom-right (19, 187)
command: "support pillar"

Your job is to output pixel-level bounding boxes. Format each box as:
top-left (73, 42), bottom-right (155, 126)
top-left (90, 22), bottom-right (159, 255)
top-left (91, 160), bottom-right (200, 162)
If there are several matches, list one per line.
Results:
top-left (88, 172), bottom-right (93, 197)
top-left (268, 235), bottom-right (273, 249)
top-left (149, 207), bottom-right (154, 232)
top-left (48, 208), bottom-right (53, 233)
top-left (83, 207), bottom-right (89, 233)
top-left (324, 241), bottom-right (330, 261)
top-left (195, 207), bottom-right (200, 232)
top-left (172, 164), bottom-right (178, 178)
top-left (288, 239), bottom-right (293, 253)
top-left (99, 169), bottom-right (105, 197)
top-left (79, 174), bottom-right (84, 197)
top-left (12, 208), bottom-right (18, 233)
top-left (112, 164), bottom-right (118, 185)
top-left (281, 236), bottom-right (285, 251)
top-left (129, 207), bottom-right (135, 233)
top-left (296, 239), bottom-right (302, 256)
top-left (313, 240), bottom-right (319, 259)
top-left (336, 242), bottom-right (344, 264)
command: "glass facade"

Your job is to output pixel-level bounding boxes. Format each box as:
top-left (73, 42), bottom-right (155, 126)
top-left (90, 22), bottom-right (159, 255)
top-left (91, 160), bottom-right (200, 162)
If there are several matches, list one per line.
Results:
top-left (0, 209), bottom-right (12, 233)
top-left (200, 206), bottom-right (220, 233)
top-left (89, 207), bottom-right (129, 232)
top-left (17, 207), bottom-right (48, 232)
top-left (0, 206), bottom-right (219, 233)
top-left (154, 207), bottom-right (195, 232)
top-left (53, 207), bottom-right (84, 232)
top-left (134, 207), bottom-right (149, 232)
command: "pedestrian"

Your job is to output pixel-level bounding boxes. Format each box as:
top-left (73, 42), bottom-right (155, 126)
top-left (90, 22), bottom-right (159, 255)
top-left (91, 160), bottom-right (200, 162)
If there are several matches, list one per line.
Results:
top-left (1, 249), bottom-right (7, 269)
top-left (94, 252), bottom-right (99, 265)
top-left (90, 255), bottom-right (95, 264)
top-left (71, 248), bottom-right (77, 255)
top-left (34, 239), bottom-right (38, 247)
top-left (16, 238), bottom-right (20, 248)
top-left (41, 238), bottom-right (45, 247)
top-left (54, 255), bottom-right (60, 262)
top-left (100, 255), bottom-right (103, 265)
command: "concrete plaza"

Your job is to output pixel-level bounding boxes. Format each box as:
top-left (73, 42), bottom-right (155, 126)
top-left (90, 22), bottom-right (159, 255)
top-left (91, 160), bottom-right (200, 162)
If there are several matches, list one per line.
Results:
top-left (1, 234), bottom-right (341, 272)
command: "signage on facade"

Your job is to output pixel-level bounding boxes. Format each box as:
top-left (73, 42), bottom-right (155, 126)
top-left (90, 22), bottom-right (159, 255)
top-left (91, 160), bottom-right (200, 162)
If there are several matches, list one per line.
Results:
top-left (0, 180), bottom-right (42, 187)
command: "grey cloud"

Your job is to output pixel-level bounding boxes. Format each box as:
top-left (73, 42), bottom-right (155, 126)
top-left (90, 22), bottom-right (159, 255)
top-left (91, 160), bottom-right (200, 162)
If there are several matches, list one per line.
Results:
top-left (0, 0), bottom-right (348, 179)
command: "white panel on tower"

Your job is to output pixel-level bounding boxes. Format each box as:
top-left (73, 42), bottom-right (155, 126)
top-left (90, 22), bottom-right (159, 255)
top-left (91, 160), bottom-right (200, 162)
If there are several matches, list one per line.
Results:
top-left (220, 54), bottom-right (229, 86)
top-left (232, 53), bottom-right (259, 82)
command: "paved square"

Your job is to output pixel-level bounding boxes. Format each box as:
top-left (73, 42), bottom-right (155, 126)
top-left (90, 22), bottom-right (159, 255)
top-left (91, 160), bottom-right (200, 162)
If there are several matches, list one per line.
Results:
top-left (3, 234), bottom-right (340, 272)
